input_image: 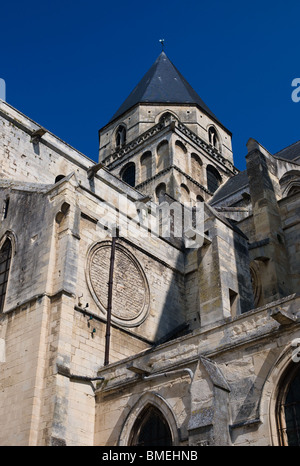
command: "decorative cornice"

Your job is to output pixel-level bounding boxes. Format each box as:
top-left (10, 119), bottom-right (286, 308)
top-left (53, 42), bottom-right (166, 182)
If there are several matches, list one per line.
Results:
top-left (103, 117), bottom-right (239, 175)
top-left (176, 122), bottom-right (238, 174)
top-left (103, 119), bottom-right (167, 167)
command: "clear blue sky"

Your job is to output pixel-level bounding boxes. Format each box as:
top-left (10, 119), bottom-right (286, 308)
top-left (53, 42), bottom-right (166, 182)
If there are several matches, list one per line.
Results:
top-left (1, 0), bottom-right (300, 171)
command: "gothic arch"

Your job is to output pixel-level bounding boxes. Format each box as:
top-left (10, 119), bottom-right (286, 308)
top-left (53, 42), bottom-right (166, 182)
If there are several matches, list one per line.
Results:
top-left (207, 125), bottom-right (221, 152)
top-left (191, 153), bottom-right (203, 183)
top-left (279, 170), bottom-right (300, 197)
top-left (0, 230), bottom-right (17, 255)
top-left (0, 233), bottom-right (14, 313)
top-left (156, 110), bottom-right (179, 124)
top-left (114, 124), bottom-right (127, 148)
top-left (118, 392), bottom-right (179, 446)
top-left (259, 341), bottom-right (300, 445)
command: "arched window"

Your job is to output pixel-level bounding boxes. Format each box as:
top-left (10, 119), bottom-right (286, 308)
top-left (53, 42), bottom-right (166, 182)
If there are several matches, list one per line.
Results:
top-left (158, 112), bottom-right (178, 123)
top-left (140, 151), bottom-right (152, 181)
top-left (157, 140), bottom-right (169, 171)
top-left (180, 183), bottom-right (190, 204)
top-left (208, 126), bottom-right (220, 151)
top-left (129, 406), bottom-right (172, 446)
top-left (207, 165), bottom-right (221, 193)
top-left (191, 153), bottom-right (202, 182)
top-left (120, 162), bottom-right (135, 187)
top-left (277, 365), bottom-right (300, 446)
top-left (2, 198), bottom-right (9, 220)
top-left (155, 183), bottom-right (166, 203)
top-left (55, 175), bottom-right (65, 183)
top-left (0, 238), bottom-right (12, 313)
top-left (279, 170), bottom-right (300, 197)
top-left (116, 125), bottom-right (126, 148)
top-left (175, 140), bottom-right (187, 172)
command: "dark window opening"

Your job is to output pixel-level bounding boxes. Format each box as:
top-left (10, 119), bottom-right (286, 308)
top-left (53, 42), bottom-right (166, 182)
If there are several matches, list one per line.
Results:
top-left (116, 125), bottom-right (126, 147)
top-left (129, 406), bottom-right (172, 446)
top-left (121, 163), bottom-right (135, 187)
top-left (159, 112), bottom-right (177, 123)
top-left (155, 183), bottom-right (166, 203)
top-left (208, 126), bottom-right (220, 151)
top-left (229, 289), bottom-right (238, 317)
top-left (55, 175), bottom-right (65, 183)
top-left (278, 367), bottom-right (300, 446)
top-left (0, 238), bottom-right (12, 313)
top-left (140, 151), bottom-right (152, 180)
top-left (207, 165), bottom-right (221, 193)
top-left (3, 198), bottom-right (9, 219)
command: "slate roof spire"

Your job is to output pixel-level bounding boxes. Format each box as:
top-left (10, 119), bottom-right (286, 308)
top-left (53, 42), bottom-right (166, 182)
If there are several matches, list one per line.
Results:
top-left (109, 51), bottom-right (221, 125)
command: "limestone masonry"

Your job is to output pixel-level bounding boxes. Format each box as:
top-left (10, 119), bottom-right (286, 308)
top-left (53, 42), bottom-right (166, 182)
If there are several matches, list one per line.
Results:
top-left (0, 51), bottom-right (299, 446)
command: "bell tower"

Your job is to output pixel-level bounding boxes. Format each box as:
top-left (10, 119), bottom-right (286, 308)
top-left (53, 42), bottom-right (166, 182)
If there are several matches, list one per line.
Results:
top-left (98, 51), bottom-right (238, 204)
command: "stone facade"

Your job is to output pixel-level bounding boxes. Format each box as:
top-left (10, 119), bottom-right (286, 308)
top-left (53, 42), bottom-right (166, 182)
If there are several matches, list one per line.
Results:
top-left (0, 52), bottom-right (299, 446)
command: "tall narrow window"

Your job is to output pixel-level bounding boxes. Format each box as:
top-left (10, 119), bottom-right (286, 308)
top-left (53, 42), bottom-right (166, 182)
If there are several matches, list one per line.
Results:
top-left (277, 366), bottom-right (300, 446)
top-left (156, 140), bottom-right (169, 171)
top-left (207, 165), bottom-right (222, 193)
top-left (3, 198), bottom-right (9, 219)
top-left (229, 289), bottom-right (239, 317)
top-left (121, 162), bottom-right (135, 187)
top-left (208, 126), bottom-right (220, 151)
top-left (140, 151), bottom-right (152, 181)
top-left (129, 406), bottom-right (172, 446)
top-left (191, 153), bottom-right (202, 183)
top-left (0, 238), bottom-right (12, 313)
top-left (116, 125), bottom-right (126, 147)
top-left (180, 183), bottom-right (190, 204)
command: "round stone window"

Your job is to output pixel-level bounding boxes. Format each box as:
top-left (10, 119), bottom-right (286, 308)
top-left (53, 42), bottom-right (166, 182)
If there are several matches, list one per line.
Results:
top-left (86, 241), bottom-right (150, 327)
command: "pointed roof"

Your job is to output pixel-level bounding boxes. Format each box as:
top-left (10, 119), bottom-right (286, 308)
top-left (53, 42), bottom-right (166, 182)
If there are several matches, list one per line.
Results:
top-left (109, 51), bottom-right (222, 126)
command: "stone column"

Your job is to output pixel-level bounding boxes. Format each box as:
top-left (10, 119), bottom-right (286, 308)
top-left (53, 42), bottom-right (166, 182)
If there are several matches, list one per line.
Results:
top-left (188, 356), bottom-right (231, 446)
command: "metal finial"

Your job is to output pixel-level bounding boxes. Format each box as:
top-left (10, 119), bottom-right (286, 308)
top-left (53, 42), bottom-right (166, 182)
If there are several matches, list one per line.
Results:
top-left (159, 39), bottom-right (165, 51)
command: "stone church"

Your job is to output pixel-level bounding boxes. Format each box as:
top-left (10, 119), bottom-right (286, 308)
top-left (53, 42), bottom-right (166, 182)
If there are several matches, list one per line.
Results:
top-left (0, 51), bottom-right (299, 446)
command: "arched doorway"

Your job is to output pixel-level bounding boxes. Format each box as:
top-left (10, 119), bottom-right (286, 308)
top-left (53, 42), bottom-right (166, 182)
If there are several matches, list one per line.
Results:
top-left (129, 405), bottom-right (173, 446)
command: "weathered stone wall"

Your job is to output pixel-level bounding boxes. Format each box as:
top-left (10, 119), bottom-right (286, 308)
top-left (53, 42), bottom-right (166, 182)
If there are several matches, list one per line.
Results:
top-left (0, 296), bottom-right (49, 445)
top-left (0, 104), bottom-right (190, 444)
top-left (0, 101), bottom-right (93, 186)
top-left (99, 104), bottom-right (233, 164)
top-left (0, 86), bottom-right (299, 448)
top-left (94, 295), bottom-right (300, 446)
